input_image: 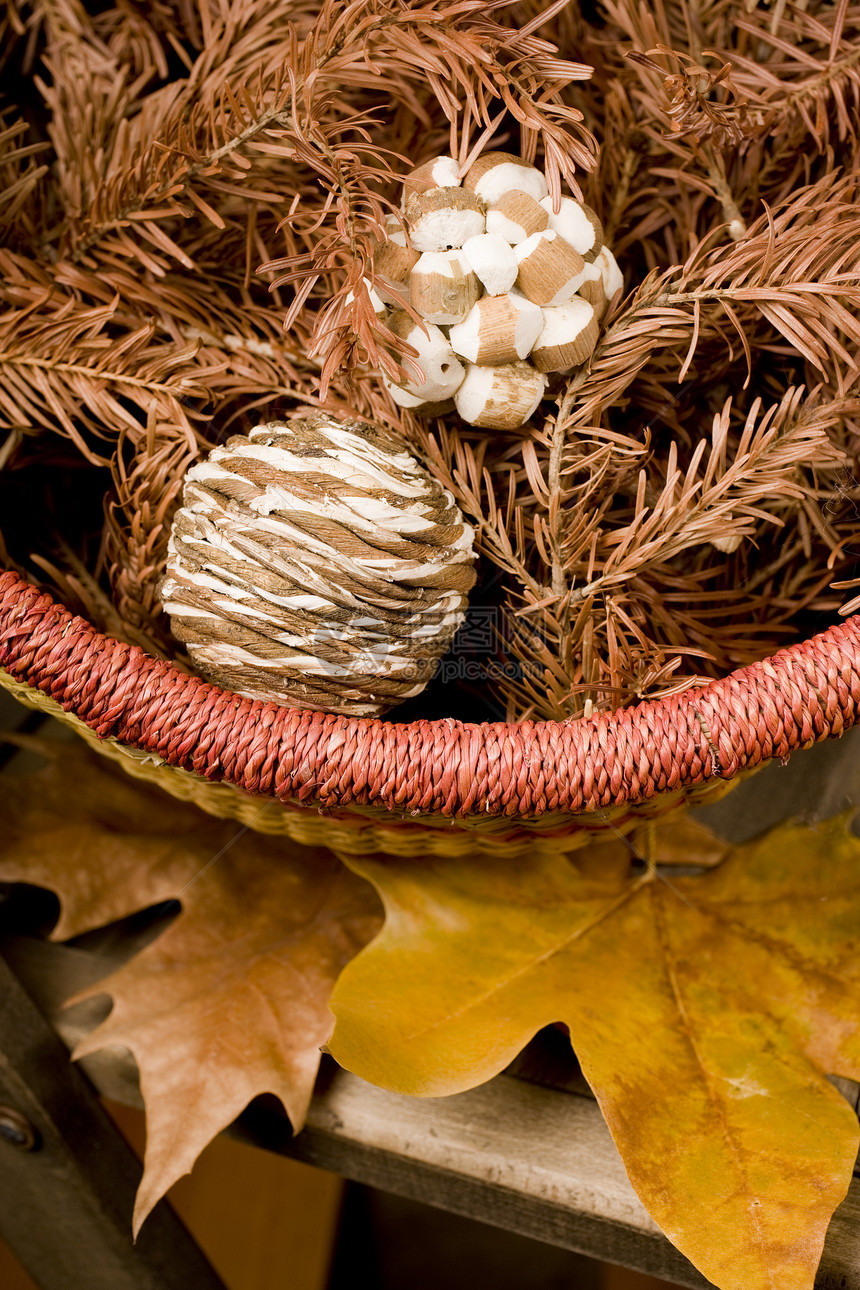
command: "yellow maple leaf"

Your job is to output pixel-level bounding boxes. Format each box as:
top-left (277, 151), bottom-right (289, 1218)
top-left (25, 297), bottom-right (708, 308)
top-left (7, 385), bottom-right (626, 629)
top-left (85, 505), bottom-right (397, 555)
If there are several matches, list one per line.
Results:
top-left (329, 817), bottom-right (860, 1290)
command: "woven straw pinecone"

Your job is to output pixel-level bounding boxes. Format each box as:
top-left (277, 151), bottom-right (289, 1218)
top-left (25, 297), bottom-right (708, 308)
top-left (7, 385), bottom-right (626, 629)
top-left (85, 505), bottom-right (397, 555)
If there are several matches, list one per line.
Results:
top-left (161, 413), bottom-right (477, 716)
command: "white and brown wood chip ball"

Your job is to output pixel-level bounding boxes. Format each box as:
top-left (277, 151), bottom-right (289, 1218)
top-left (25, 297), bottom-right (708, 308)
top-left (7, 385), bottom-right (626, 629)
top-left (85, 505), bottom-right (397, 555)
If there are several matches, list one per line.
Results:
top-left (372, 151), bottom-right (624, 430)
top-left (161, 413), bottom-right (477, 717)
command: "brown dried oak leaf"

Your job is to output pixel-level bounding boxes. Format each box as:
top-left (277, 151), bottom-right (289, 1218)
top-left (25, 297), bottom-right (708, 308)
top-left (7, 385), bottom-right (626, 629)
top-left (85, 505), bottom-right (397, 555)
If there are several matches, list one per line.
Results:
top-left (329, 819), bottom-right (860, 1290)
top-left (0, 742), bottom-right (381, 1232)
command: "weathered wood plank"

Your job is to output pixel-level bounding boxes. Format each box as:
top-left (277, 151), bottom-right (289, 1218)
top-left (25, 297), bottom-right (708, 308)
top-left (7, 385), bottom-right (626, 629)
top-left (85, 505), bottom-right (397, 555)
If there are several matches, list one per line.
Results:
top-left (0, 952), bottom-right (226, 1290)
top-left (291, 1067), bottom-right (712, 1286)
top-left (282, 1070), bottom-right (860, 1290)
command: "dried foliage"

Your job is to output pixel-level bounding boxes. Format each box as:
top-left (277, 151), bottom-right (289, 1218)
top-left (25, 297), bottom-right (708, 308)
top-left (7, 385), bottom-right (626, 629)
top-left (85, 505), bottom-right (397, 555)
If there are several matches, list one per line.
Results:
top-left (329, 810), bottom-right (860, 1290)
top-left (1, 0), bottom-right (860, 714)
top-left (0, 738), bottom-right (381, 1230)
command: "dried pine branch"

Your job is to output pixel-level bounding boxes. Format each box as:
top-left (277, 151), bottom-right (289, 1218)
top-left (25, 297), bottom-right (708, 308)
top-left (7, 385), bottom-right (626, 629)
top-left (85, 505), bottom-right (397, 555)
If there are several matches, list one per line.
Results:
top-left (729, 0), bottom-right (860, 154)
top-left (0, 116), bottom-right (50, 251)
top-left (479, 385), bottom-right (852, 719)
top-left (0, 253), bottom-right (224, 464)
top-left (2, 0), bottom-right (860, 724)
top-left (100, 413), bottom-right (199, 651)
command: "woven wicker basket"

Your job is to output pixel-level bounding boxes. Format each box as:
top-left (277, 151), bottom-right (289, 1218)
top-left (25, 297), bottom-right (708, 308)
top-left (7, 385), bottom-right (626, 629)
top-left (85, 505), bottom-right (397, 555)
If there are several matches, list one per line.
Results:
top-left (2, 568), bottom-right (859, 861)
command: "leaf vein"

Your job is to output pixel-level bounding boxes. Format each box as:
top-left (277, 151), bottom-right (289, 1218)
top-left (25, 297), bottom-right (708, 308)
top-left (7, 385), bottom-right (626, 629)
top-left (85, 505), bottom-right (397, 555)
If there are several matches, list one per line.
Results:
top-left (653, 888), bottom-right (775, 1287)
top-left (402, 877), bottom-right (648, 1042)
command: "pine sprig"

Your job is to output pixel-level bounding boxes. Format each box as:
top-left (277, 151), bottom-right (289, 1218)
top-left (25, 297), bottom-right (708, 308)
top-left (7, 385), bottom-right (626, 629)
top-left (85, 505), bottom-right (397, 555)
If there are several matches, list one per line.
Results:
top-left (2, 0), bottom-right (860, 718)
top-left (0, 116), bottom-right (50, 250)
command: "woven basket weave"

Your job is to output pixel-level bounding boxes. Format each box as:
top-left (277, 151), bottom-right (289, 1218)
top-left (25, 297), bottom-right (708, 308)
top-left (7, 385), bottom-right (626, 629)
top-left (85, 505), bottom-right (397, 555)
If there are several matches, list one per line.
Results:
top-left (2, 569), bottom-right (859, 860)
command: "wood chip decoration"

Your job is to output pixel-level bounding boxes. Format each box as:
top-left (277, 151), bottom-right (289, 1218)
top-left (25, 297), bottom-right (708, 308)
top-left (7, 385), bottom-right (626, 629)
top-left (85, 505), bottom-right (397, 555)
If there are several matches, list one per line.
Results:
top-left (376, 150), bottom-right (623, 429)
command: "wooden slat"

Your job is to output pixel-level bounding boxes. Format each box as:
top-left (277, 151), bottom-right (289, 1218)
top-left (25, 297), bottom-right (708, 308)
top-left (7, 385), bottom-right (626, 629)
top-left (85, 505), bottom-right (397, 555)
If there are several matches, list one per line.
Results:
top-left (286, 1071), bottom-right (860, 1290)
top-left (0, 953), bottom-right (226, 1290)
top-left (5, 934), bottom-right (860, 1290)
top-left (291, 1066), bottom-right (711, 1287)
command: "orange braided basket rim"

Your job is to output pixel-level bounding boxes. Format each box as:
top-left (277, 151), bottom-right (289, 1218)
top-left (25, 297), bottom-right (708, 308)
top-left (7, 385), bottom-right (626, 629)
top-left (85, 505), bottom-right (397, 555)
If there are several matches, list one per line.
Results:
top-left (2, 569), bottom-right (858, 820)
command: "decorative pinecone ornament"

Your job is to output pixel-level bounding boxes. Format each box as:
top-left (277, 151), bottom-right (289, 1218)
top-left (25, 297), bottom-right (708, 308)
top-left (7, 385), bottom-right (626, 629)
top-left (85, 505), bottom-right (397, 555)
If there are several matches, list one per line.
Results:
top-left (161, 413), bottom-right (477, 717)
top-left (376, 150), bottom-right (623, 429)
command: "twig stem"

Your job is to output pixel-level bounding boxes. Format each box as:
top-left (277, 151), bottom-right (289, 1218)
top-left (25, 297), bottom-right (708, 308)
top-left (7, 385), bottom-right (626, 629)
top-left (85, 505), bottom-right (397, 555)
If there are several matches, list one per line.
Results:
top-left (700, 143), bottom-right (746, 241)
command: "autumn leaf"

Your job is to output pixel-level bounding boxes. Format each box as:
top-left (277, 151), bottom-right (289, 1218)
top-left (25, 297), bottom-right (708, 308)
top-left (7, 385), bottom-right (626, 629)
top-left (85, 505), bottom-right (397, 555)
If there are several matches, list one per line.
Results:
top-left (0, 743), bottom-right (382, 1232)
top-left (329, 817), bottom-right (860, 1290)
